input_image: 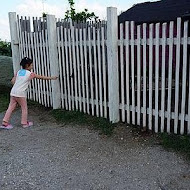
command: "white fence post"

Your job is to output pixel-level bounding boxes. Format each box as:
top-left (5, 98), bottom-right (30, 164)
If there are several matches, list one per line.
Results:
top-left (107, 7), bottom-right (119, 123)
top-left (9, 12), bottom-right (20, 73)
top-left (46, 15), bottom-right (61, 109)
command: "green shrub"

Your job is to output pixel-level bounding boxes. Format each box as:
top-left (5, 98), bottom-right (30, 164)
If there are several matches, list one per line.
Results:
top-left (0, 39), bottom-right (11, 57)
top-left (159, 133), bottom-right (190, 160)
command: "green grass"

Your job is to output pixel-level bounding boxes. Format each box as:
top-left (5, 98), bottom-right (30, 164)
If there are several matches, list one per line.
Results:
top-left (159, 133), bottom-right (190, 160)
top-left (0, 86), bottom-right (11, 112)
top-left (51, 109), bottom-right (115, 136)
top-left (0, 56), bottom-right (13, 113)
top-left (0, 56), bottom-right (13, 87)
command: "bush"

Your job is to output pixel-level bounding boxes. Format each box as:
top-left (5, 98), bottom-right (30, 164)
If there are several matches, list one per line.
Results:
top-left (0, 39), bottom-right (11, 56)
top-left (159, 133), bottom-right (190, 160)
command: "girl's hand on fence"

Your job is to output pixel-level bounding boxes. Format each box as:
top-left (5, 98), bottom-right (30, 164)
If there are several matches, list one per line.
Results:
top-left (52, 76), bottom-right (58, 80)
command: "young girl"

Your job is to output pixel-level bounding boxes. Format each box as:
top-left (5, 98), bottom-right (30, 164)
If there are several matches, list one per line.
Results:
top-left (0, 57), bottom-right (58, 129)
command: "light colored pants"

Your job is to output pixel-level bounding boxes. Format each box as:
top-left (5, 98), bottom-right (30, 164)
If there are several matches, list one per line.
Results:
top-left (3, 96), bottom-right (28, 125)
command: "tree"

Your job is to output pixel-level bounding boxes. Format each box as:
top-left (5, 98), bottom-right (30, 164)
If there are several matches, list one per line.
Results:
top-left (0, 39), bottom-right (11, 57)
top-left (65, 0), bottom-right (99, 22)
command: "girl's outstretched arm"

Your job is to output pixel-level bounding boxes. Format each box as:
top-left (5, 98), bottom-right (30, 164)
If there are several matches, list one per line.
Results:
top-left (35, 74), bottom-right (58, 80)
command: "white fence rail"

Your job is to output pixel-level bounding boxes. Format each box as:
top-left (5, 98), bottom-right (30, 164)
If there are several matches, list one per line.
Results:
top-left (9, 7), bottom-right (190, 134)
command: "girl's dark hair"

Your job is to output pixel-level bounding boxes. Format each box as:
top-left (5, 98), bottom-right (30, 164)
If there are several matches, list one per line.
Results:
top-left (20, 57), bottom-right (33, 69)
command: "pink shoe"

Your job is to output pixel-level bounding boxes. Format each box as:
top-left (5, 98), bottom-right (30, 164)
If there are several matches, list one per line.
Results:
top-left (22, 121), bottom-right (33, 128)
top-left (0, 123), bottom-right (13, 129)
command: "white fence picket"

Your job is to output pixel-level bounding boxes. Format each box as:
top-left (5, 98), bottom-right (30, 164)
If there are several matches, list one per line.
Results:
top-left (83, 28), bottom-right (90, 114)
top-left (125, 21), bottom-right (130, 123)
top-left (26, 18), bottom-right (31, 100)
top-left (20, 17), bottom-right (25, 58)
top-left (167, 21), bottom-right (174, 133)
top-left (71, 23), bottom-right (79, 111)
top-left (17, 15), bottom-right (24, 62)
top-left (36, 30), bottom-right (44, 106)
top-left (45, 30), bottom-right (53, 107)
top-left (42, 28), bottom-right (50, 107)
top-left (30, 32), bottom-right (38, 102)
top-left (39, 27), bottom-right (47, 106)
top-left (24, 28), bottom-right (32, 100)
top-left (68, 28), bottom-right (75, 110)
top-left (93, 26), bottom-right (99, 117)
top-left (33, 30), bottom-right (42, 104)
top-left (143, 23), bottom-right (147, 128)
top-left (101, 27), bottom-right (107, 118)
top-left (76, 28), bottom-right (82, 111)
top-left (148, 24), bottom-right (153, 130)
top-left (27, 32), bottom-right (34, 101)
top-left (57, 27), bottom-right (65, 108)
top-left (137, 25), bottom-right (141, 125)
top-left (131, 21), bottom-right (136, 125)
top-left (161, 23), bottom-right (167, 132)
top-left (120, 23), bottom-right (125, 122)
top-left (64, 28), bottom-right (72, 110)
top-left (23, 30), bottom-right (31, 99)
top-left (180, 21), bottom-right (188, 134)
top-left (27, 32), bottom-right (36, 101)
top-left (88, 27), bottom-right (94, 115)
top-left (174, 18), bottom-right (181, 133)
top-left (60, 26), bottom-right (68, 109)
top-left (79, 29), bottom-right (86, 113)
top-left (97, 28), bottom-right (103, 117)
top-left (155, 23), bottom-right (160, 132)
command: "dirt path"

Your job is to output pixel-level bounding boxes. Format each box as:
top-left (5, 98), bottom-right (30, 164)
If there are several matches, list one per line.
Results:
top-left (0, 106), bottom-right (190, 190)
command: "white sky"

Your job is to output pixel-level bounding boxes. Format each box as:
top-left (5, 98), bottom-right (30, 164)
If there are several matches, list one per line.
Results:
top-left (0, 0), bottom-right (158, 41)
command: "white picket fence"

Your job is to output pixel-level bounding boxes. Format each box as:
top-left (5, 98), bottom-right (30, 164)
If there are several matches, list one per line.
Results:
top-left (9, 7), bottom-right (190, 134)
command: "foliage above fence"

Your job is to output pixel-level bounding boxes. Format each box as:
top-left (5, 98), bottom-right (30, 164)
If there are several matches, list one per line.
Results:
top-left (65, 0), bottom-right (99, 22)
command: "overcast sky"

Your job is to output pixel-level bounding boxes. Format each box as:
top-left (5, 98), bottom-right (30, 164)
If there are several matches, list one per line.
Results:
top-left (0, 0), bottom-right (158, 41)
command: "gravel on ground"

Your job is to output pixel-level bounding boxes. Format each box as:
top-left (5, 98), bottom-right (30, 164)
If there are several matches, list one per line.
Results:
top-left (0, 106), bottom-right (190, 190)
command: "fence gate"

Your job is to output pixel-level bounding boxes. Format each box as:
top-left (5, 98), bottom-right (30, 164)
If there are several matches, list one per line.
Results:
top-left (56, 19), bottom-right (109, 119)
